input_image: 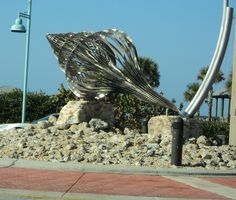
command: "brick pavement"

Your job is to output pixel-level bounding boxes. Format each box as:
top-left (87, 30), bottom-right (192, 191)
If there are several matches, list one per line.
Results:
top-left (0, 167), bottom-right (235, 199)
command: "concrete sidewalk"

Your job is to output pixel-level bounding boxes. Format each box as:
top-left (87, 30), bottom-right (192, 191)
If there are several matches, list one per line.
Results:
top-left (0, 158), bottom-right (236, 200)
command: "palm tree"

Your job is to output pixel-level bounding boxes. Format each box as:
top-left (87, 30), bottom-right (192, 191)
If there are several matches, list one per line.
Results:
top-left (197, 66), bottom-right (225, 83)
top-left (138, 57), bottom-right (160, 88)
top-left (183, 82), bottom-right (200, 116)
top-left (183, 82), bottom-right (200, 102)
top-left (197, 66), bottom-right (225, 121)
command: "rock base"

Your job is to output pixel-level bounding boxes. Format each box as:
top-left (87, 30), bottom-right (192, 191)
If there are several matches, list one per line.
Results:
top-left (57, 100), bottom-right (114, 126)
top-left (148, 115), bottom-right (202, 141)
top-left (0, 119), bottom-right (235, 169)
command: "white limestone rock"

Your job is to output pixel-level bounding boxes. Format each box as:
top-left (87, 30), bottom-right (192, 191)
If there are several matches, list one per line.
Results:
top-left (57, 100), bottom-right (114, 126)
top-left (148, 115), bottom-right (202, 141)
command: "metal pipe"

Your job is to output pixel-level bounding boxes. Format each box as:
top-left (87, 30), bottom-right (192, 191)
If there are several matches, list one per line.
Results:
top-left (184, 1), bottom-right (233, 117)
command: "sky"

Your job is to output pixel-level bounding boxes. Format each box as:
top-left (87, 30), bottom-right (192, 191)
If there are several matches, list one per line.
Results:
top-left (1, 0), bottom-right (236, 113)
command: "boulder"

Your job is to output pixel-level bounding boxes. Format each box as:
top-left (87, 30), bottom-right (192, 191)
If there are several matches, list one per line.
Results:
top-left (148, 115), bottom-right (202, 141)
top-left (57, 100), bottom-right (114, 126)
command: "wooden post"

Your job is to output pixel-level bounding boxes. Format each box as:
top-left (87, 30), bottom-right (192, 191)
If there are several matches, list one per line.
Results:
top-left (215, 97), bottom-right (218, 117)
top-left (228, 98), bottom-right (231, 122)
top-left (221, 97), bottom-right (225, 118)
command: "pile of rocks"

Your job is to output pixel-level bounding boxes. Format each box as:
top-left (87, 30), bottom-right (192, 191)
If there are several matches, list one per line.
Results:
top-left (0, 117), bottom-right (235, 169)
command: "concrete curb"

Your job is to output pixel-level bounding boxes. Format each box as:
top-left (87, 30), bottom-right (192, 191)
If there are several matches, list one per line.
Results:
top-left (0, 158), bottom-right (236, 176)
top-left (0, 188), bottom-right (194, 200)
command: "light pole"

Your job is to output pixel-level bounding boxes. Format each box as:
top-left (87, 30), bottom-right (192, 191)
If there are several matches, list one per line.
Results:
top-left (11, 0), bottom-right (32, 123)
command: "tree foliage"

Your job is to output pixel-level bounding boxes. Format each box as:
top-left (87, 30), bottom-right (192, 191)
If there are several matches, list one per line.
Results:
top-left (183, 82), bottom-right (200, 102)
top-left (184, 66), bottom-right (225, 101)
top-left (183, 66), bottom-right (225, 120)
top-left (104, 92), bottom-right (155, 129)
top-left (138, 57), bottom-right (160, 88)
top-left (197, 66), bottom-right (225, 120)
top-left (197, 66), bottom-right (225, 83)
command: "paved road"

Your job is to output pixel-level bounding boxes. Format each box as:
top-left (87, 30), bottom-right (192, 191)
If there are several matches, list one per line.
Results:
top-left (0, 159), bottom-right (236, 200)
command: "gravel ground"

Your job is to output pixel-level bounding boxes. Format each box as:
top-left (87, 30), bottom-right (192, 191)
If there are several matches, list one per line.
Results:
top-left (0, 118), bottom-right (235, 170)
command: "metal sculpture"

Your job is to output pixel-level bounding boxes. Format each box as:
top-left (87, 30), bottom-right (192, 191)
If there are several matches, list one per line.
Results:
top-left (184, 0), bottom-right (233, 117)
top-left (47, 29), bottom-right (178, 112)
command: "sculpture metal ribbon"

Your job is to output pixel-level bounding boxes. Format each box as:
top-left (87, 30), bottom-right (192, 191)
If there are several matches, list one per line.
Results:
top-left (46, 29), bottom-right (178, 112)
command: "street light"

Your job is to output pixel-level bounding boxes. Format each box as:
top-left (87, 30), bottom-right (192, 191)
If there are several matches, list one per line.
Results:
top-left (11, 0), bottom-right (32, 123)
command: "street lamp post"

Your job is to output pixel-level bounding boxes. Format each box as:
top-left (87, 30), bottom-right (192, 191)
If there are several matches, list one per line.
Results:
top-left (11, 0), bottom-right (32, 123)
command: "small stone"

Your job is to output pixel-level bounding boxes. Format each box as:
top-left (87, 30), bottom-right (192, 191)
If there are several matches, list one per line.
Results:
top-left (188, 137), bottom-right (196, 144)
top-left (24, 130), bottom-right (35, 137)
top-left (222, 154), bottom-right (235, 162)
top-left (10, 151), bottom-right (18, 159)
top-left (110, 135), bottom-right (120, 145)
top-left (227, 160), bottom-right (236, 168)
top-left (63, 156), bottom-right (70, 162)
top-left (37, 121), bottom-right (52, 129)
top-left (146, 149), bottom-right (155, 156)
top-left (56, 123), bottom-right (70, 130)
top-left (24, 124), bottom-right (35, 131)
top-left (77, 155), bottom-right (85, 162)
top-left (66, 143), bottom-right (77, 150)
top-left (196, 136), bottom-right (208, 146)
top-left (192, 161), bottom-right (206, 167)
top-left (18, 142), bottom-right (27, 149)
top-left (89, 118), bottom-right (109, 131)
top-left (48, 115), bottom-right (58, 124)
top-left (147, 143), bottom-right (159, 149)
top-left (160, 135), bottom-right (171, 146)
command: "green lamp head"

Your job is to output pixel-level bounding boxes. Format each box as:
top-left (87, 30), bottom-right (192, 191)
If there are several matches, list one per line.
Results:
top-left (11, 18), bottom-right (26, 33)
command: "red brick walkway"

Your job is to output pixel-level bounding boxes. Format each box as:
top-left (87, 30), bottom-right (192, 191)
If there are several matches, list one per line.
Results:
top-left (0, 167), bottom-right (232, 199)
top-left (202, 177), bottom-right (236, 188)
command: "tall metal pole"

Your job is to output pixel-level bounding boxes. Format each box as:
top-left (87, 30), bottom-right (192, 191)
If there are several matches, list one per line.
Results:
top-left (21, 0), bottom-right (32, 123)
top-left (184, 0), bottom-right (233, 117)
top-left (229, 22), bottom-right (236, 145)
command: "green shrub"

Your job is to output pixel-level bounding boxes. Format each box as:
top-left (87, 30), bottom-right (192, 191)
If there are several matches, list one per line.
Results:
top-left (0, 89), bottom-right (22, 123)
top-left (103, 92), bottom-right (179, 130)
top-left (199, 120), bottom-right (229, 143)
top-left (103, 92), bottom-right (156, 130)
top-left (0, 89), bottom-right (55, 123)
top-left (0, 85), bottom-right (77, 123)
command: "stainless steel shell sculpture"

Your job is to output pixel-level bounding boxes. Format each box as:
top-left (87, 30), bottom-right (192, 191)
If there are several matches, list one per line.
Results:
top-left (46, 29), bottom-right (178, 112)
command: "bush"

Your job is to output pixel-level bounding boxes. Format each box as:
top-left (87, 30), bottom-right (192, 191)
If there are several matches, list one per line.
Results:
top-left (0, 89), bottom-right (56, 123)
top-left (0, 85), bottom-right (77, 123)
top-left (0, 89), bottom-right (22, 123)
top-left (104, 93), bottom-right (153, 129)
top-left (199, 120), bottom-right (229, 143)
top-left (103, 92), bottom-right (177, 130)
